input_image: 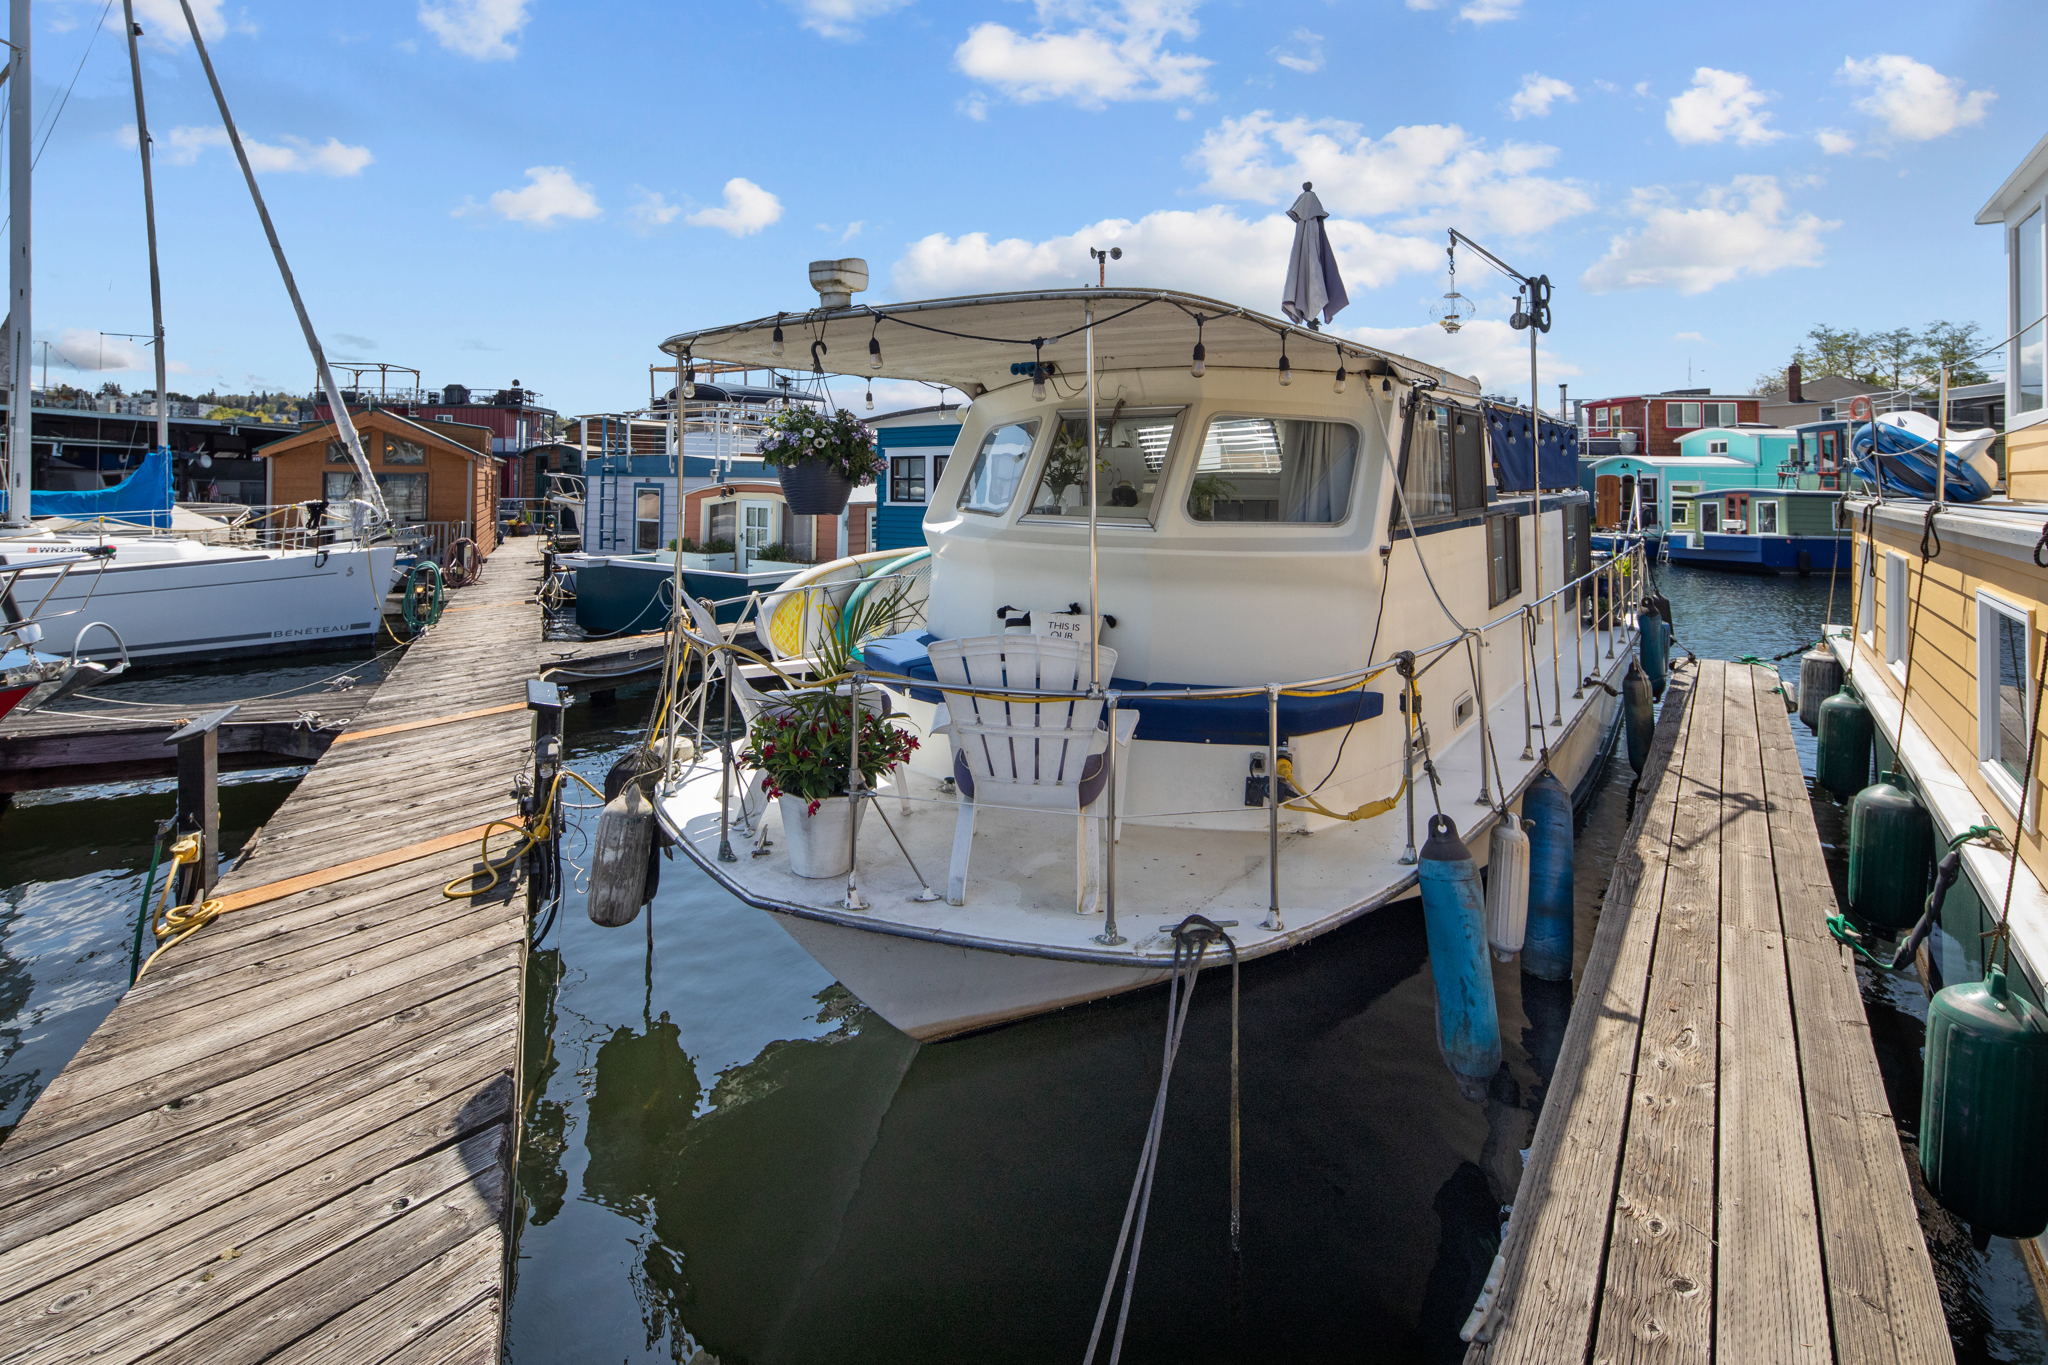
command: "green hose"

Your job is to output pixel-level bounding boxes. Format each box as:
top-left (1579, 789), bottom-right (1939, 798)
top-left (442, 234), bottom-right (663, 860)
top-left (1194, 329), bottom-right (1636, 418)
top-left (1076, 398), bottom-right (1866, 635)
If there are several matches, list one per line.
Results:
top-left (401, 561), bottom-right (446, 636)
top-left (130, 822), bottom-right (170, 984)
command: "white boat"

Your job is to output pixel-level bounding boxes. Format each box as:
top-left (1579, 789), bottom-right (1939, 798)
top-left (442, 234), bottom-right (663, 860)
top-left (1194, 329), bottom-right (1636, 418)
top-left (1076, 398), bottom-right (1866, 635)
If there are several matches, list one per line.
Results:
top-left (0, 549), bottom-right (124, 718)
top-left (652, 284), bottom-right (1641, 1041)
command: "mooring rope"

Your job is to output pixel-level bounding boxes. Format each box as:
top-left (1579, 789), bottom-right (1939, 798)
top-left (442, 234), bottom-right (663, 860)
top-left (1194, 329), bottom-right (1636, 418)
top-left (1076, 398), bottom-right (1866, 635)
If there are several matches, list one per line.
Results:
top-left (1083, 915), bottom-right (1241, 1365)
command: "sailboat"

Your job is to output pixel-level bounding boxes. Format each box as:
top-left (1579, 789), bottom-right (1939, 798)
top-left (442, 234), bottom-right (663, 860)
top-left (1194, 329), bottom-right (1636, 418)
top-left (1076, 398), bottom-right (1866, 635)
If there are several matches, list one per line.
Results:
top-left (0, 0), bottom-right (398, 665)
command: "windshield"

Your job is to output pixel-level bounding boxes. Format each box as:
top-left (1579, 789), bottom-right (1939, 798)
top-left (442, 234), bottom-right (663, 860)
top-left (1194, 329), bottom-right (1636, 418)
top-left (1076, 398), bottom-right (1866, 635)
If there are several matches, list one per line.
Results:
top-left (1025, 408), bottom-right (1181, 521)
top-left (956, 420), bottom-right (1039, 515)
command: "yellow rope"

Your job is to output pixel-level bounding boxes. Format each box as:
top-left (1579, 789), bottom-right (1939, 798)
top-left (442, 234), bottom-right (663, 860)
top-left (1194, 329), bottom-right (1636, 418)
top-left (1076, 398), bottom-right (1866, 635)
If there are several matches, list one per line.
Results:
top-left (443, 767), bottom-right (608, 899)
top-left (133, 834), bottom-right (217, 982)
top-left (1276, 758), bottom-right (1405, 821)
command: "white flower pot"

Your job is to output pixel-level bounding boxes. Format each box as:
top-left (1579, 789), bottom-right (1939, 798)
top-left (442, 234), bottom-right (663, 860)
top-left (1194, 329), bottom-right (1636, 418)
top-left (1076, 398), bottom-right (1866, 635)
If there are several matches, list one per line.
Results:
top-left (779, 794), bottom-right (855, 878)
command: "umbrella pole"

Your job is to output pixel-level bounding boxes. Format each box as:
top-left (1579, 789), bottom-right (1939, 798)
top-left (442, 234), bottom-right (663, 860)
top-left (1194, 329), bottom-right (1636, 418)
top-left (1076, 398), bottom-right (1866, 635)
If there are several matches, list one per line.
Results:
top-left (1086, 301), bottom-right (1100, 688)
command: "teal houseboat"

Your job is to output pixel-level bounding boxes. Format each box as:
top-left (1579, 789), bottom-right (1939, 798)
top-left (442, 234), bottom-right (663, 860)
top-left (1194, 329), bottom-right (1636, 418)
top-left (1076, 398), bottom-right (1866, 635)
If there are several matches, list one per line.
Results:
top-left (1588, 425), bottom-right (1849, 573)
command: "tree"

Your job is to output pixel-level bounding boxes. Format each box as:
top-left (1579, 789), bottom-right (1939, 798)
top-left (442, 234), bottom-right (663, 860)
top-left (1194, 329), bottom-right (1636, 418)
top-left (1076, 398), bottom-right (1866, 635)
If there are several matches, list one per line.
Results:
top-left (1765, 319), bottom-right (1993, 394)
top-left (1915, 320), bottom-right (1991, 385)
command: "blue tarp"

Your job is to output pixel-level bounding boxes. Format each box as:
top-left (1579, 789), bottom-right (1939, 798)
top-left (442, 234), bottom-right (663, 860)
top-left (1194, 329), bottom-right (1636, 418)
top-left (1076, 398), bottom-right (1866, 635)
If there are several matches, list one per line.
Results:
top-left (32, 448), bottom-right (173, 528)
top-left (1482, 404), bottom-right (1580, 492)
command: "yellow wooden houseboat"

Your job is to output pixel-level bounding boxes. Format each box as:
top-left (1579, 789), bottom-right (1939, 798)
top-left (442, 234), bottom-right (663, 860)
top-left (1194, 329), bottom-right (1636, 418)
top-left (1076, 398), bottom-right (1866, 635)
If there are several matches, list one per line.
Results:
top-left (1829, 132), bottom-right (2048, 1016)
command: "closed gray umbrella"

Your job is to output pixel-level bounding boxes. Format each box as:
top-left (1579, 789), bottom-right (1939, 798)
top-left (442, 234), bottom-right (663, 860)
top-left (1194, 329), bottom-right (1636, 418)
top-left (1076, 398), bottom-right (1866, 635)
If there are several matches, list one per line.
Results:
top-left (1282, 182), bottom-right (1349, 327)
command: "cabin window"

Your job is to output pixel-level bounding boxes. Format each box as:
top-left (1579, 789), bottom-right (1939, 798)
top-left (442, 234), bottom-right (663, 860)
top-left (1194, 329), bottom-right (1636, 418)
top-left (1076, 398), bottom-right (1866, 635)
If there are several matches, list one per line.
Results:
top-left (1884, 553), bottom-right (1908, 673)
top-left (1592, 407), bottom-right (1610, 430)
top-left (1977, 593), bottom-right (2035, 817)
top-left (1707, 439), bottom-right (1729, 455)
top-left (1486, 514), bottom-right (1522, 607)
top-left (385, 437), bottom-right (426, 466)
top-left (635, 487), bottom-right (663, 552)
top-left (1858, 545), bottom-right (1877, 641)
top-left (325, 441), bottom-right (353, 465)
top-left (1638, 476), bottom-right (1660, 526)
top-left (2018, 206), bottom-right (2044, 414)
top-left (1397, 403), bottom-right (1483, 522)
top-left (1187, 415), bottom-right (1358, 524)
top-left (1755, 501), bottom-right (1780, 534)
top-left (1028, 408), bottom-right (1181, 521)
top-left (1670, 499), bottom-right (1692, 529)
top-left (957, 420), bottom-right (1039, 516)
top-left (707, 500), bottom-right (735, 545)
top-left (327, 471), bottom-right (426, 524)
top-left (1564, 502), bottom-right (1591, 605)
top-left (1700, 500), bottom-right (1720, 532)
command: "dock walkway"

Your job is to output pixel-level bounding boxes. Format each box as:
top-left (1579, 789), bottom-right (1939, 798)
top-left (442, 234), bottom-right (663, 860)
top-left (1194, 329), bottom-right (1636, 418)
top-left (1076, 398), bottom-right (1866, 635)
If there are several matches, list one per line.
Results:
top-left (1466, 659), bottom-right (1950, 1364)
top-left (0, 538), bottom-right (554, 1363)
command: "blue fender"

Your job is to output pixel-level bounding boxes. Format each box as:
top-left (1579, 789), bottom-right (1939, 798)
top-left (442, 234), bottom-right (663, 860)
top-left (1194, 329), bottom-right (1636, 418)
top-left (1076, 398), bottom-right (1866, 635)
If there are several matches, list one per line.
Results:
top-left (1522, 771), bottom-right (1576, 982)
top-left (1419, 813), bottom-right (1501, 1100)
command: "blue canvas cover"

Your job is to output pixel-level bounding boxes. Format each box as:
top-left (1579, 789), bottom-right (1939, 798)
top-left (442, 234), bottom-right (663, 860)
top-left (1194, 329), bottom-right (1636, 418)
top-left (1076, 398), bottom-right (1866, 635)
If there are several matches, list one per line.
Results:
top-left (32, 448), bottom-right (173, 528)
top-left (1483, 405), bottom-right (1579, 492)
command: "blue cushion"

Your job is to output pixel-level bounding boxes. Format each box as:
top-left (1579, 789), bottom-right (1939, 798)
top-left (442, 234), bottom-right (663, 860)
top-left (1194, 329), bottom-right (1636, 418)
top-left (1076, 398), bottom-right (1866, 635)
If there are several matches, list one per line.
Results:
top-left (861, 629), bottom-right (1383, 744)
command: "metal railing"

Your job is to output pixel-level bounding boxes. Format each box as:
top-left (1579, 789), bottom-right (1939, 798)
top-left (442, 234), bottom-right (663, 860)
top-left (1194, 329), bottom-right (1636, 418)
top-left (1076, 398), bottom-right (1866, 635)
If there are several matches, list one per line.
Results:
top-left (663, 543), bottom-right (1649, 949)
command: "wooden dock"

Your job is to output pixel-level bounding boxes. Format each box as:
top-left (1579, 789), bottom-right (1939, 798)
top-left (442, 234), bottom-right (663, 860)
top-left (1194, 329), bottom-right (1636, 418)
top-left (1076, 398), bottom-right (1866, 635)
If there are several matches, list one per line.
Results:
top-left (0, 617), bottom-right (663, 792)
top-left (1465, 659), bottom-right (1951, 1364)
top-left (0, 537), bottom-right (558, 1363)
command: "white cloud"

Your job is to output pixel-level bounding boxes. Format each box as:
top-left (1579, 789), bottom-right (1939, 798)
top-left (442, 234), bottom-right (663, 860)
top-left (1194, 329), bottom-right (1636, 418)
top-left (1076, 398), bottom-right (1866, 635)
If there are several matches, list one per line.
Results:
top-left (478, 166), bottom-right (600, 226)
top-left (1815, 128), bottom-right (1856, 155)
top-left (790, 0), bottom-right (910, 39)
top-left (1673, 330), bottom-right (1707, 342)
top-left (1582, 175), bottom-right (1836, 296)
top-left (154, 126), bottom-right (372, 176)
top-left (685, 177), bottom-right (783, 236)
top-left (1271, 28), bottom-right (1323, 73)
top-left (1665, 67), bottom-right (1781, 146)
top-left (1839, 54), bottom-right (1993, 142)
top-left (955, 1), bottom-right (1210, 109)
top-left (1404, 0), bottom-right (1442, 8)
top-left (959, 92), bottom-right (990, 121)
top-left (1193, 112), bottom-right (1593, 238)
top-left (629, 188), bottom-right (681, 228)
top-left (1458, 0), bottom-right (1521, 22)
top-left (1507, 73), bottom-right (1574, 120)
top-left (418, 0), bottom-right (530, 61)
top-left (47, 328), bottom-right (147, 372)
top-left (892, 205), bottom-right (1440, 305)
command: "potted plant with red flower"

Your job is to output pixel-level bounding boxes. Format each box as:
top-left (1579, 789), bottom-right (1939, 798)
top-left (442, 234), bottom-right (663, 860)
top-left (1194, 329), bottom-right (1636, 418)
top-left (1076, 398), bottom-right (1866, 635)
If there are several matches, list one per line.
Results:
top-left (756, 405), bottom-right (882, 516)
top-left (738, 691), bottom-right (918, 877)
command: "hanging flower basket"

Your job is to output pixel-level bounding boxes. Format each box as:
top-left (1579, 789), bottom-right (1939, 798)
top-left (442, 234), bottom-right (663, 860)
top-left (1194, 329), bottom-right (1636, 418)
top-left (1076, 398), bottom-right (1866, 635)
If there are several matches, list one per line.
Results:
top-left (757, 406), bottom-right (883, 517)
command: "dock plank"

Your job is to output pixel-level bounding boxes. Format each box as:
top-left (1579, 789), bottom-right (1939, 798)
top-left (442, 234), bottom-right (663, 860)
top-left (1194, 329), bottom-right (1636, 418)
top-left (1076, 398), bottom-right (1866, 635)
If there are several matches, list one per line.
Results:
top-left (0, 539), bottom-right (552, 1365)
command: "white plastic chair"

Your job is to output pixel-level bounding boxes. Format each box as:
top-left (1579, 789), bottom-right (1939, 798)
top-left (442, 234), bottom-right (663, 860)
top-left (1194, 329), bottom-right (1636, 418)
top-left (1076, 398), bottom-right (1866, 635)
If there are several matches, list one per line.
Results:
top-left (928, 634), bottom-right (1137, 912)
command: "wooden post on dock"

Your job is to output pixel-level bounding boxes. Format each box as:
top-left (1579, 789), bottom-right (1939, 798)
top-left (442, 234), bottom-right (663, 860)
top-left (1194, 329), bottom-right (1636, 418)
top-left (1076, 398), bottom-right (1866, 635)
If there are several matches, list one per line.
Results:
top-left (165, 705), bottom-right (234, 905)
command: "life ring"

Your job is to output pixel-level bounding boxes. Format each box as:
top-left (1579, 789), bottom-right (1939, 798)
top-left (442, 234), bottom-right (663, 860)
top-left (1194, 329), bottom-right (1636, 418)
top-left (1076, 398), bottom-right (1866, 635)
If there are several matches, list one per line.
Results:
top-left (1846, 395), bottom-right (1874, 423)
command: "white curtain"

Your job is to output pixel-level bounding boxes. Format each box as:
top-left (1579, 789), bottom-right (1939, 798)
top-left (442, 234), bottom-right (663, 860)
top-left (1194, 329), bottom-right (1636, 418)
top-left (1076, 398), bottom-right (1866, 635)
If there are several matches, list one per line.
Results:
top-left (1280, 420), bottom-right (1356, 521)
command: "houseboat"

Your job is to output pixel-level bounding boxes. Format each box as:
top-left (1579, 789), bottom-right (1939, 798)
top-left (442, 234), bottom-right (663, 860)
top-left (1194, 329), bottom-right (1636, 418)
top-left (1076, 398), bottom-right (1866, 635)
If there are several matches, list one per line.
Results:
top-left (648, 276), bottom-right (1641, 1044)
top-left (1590, 423), bottom-right (1848, 572)
top-left (1824, 132), bottom-right (2048, 1051)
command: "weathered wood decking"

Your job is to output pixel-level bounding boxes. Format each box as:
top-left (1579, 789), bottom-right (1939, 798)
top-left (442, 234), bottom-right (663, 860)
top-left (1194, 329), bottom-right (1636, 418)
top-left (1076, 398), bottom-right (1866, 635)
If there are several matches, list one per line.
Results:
top-left (0, 538), bottom-right (554, 1363)
top-left (1466, 659), bottom-right (1951, 1364)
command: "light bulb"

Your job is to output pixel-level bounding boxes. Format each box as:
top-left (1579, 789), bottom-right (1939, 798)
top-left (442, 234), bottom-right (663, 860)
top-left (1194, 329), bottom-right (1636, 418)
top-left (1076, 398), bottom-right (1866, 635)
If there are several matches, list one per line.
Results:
top-left (683, 371), bottom-right (696, 399)
top-left (868, 336), bottom-right (882, 371)
top-left (770, 324), bottom-right (785, 358)
top-left (1277, 353), bottom-right (1292, 387)
top-left (1334, 364), bottom-right (1347, 395)
top-left (864, 385), bottom-right (875, 411)
top-left (1190, 342), bottom-right (1206, 379)
top-left (1032, 371), bottom-right (1047, 402)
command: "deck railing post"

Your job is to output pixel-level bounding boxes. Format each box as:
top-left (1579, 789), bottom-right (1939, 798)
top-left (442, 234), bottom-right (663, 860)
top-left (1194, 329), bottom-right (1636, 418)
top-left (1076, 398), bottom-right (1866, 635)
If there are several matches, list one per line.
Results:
top-left (716, 666), bottom-right (736, 863)
top-left (842, 674), bottom-right (867, 911)
top-left (1572, 568), bottom-right (1587, 698)
top-left (1094, 693), bottom-right (1126, 946)
top-left (1518, 612), bottom-right (1536, 761)
top-left (1548, 583), bottom-right (1565, 726)
top-left (1469, 633), bottom-right (1494, 808)
top-left (1265, 684), bottom-right (1284, 932)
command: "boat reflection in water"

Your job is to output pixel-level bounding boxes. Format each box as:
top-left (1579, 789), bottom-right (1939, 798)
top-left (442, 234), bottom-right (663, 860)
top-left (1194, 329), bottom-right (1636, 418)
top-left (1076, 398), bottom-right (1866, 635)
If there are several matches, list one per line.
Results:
top-left (510, 853), bottom-right (1577, 1365)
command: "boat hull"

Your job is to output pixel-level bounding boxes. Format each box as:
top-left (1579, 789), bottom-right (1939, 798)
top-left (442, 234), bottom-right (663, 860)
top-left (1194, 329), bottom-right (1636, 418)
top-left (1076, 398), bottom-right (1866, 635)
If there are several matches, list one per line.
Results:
top-left (1665, 532), bottom-right (1852, 574)
top-left (4, 542), bottom-right (398, 663)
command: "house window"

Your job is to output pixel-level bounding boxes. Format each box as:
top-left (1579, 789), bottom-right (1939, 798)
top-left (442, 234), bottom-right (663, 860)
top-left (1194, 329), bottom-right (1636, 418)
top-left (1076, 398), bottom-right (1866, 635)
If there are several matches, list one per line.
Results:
top-left (325, 440), bottom-right (353, 465)
top-left (1187, 415), bottom-right (1358, 523)
top-left (1703, 401), bottom-right (1738, 427)
top-left (1665, 402), bottom-right (1700, 429)
top-left (327, 470), bottom-right (426, 523)
top-left (385, 437), bottom-right (426, 466)
top-left (2017, 206), bottom-right (2044, 414)
top-left (635, 487), bottom-right (663, 551)
top-left (1707, 439), bottom-right (1729, 455)
top-left (1592, 407), bottom-right (1610, 430)
top-left (1977, 593), bottom-right (2035, 817)
top-left (1638, 476), bottom-right (1660, 526)
top-left (889, 454), bottom-right (930, 504)
top-left (957, 420), bottom-right (1039, 515)
top-left (1670, 499), bottom-right (1693, 528)
top-left (1857, 545), bottom-right (1877, 641)
top-left (1885, 552), bottom-right (1908, 672)
top-left (1818, 406), bottom-right (1836, 420)
top-left (1487, 514), bottom-right (1522, 606)
top-left (1029, 408), bottom-right (1182, 521)
top-left (1755, 501), bottom-right (1780, 534)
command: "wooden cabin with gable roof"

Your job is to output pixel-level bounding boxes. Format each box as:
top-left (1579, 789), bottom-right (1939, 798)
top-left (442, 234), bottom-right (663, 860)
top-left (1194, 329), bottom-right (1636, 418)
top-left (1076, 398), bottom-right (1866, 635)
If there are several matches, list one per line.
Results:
top-left (257, 407), bottom-right (502, 556)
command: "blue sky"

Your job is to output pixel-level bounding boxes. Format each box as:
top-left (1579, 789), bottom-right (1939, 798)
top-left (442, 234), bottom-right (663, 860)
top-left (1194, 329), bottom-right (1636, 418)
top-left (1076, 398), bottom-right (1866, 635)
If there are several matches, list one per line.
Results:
top-left (20, 0), bottom-right (2046, 417)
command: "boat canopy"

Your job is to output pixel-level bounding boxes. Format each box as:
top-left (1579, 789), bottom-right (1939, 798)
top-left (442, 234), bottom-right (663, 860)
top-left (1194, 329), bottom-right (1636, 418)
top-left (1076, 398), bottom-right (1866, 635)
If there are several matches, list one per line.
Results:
top-left (31, 448), bottom-right (172, 529)
top-left (660, 288), bottom-right (1477, 398)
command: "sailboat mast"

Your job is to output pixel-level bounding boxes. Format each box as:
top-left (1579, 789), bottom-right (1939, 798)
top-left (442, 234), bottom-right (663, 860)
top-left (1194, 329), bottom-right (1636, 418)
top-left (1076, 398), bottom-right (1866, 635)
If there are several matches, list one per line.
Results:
top-left (173, 0), bottom-right (386, 527)
top-left (3, 0), bottom-right (32, 530)
top-left (120, 0), bottom-right (167, 456)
